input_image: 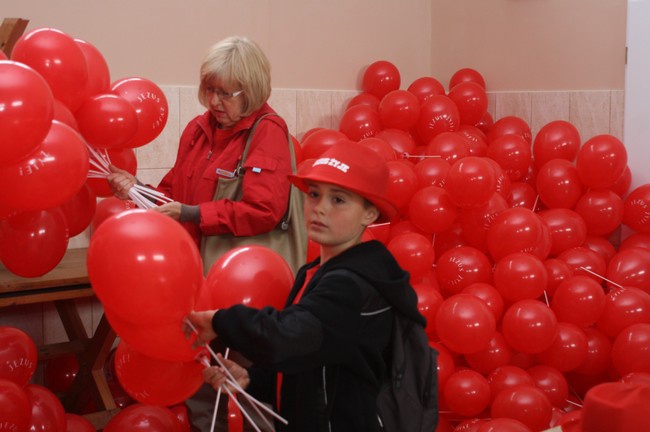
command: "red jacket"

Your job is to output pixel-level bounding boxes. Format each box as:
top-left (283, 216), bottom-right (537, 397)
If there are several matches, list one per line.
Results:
top-left (157, 104), bottom-right (293, 246)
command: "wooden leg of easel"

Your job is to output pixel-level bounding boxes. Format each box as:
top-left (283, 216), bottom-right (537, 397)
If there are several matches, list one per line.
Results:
top-left (0, 18), bottom-right (29, 57)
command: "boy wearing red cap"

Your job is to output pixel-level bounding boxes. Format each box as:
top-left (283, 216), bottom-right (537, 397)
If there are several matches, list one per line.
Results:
top-left (186, 143), bottom-right (426, 432)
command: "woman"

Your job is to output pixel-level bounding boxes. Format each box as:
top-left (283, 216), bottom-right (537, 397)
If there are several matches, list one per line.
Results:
top-left (109, 36), bottom-right (306, 431)
top-left (108, 36), bottom-right (304, 273)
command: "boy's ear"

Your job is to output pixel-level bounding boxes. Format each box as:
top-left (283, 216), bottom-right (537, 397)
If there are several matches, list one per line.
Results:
top-left (362, 206), bottom-right (380, 226)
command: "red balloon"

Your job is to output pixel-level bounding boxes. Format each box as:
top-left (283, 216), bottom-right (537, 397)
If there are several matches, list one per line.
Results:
top-left (361, 60), bottom-right (400, 99)
top-left (582, 235), bottom-right (616, 264)
top-left (87, 147), bottom-right (138, 198)
top-left (76, 94), bottom-right (139, 149)
top-left (104, 403), bottom-right (182, 432)
top-left (544, 258), bottom-right (572, 297)
top-left (532, 120), bottom-right (581, 168)
top-left (536, 322), bottom-right (588, 372)
top-left (378, 89), bottom-right (420, 130)
top-left (44, 354), bottom-right (79, 393)
top-left (538, 208), bottom-right (588, 257)
top-left (619, 232), bottom-right (650, 252)
top-left (346, 92), bottom-right (380, 111)
top-left (623, 184), bottom-right (650, 233)
top-left (551, 275), bottom-right (606, 327)
top-left (557, 246), bottom-right (607, 282)
top-left (357, 137), bottom-right (397, 161)
top-left (338, 104), bottom-right (382, 141)
top-left (87, 210), bottom-right (204, 325)
top-left (595, 286), bottom-right (650, 338)
top-left (407, 76), bottom-right (445, 104)
top-left (387, 233), bottom-right (435, 282)
top-left (0, 208), bottom-right (69, 277)
top-left (412, 282), bottom-right (443, 339)
top-left (105, 307), bottom-right (202, 362)
top-left (169, 404), bottom-right (191, 432)
top-left (462, 282), bottom-right (504, 322)
top-left (429, 341), bottom-right (455, 396)
top-left (444, 369), bottom-right (491, 417)
top-left (425, 131), bottom-right (471, 164)
top-left (487, 365), bottom-right (534, 403)
top-left (0, 60), bottom-right (54, 166)
top-left (415, 95), bottom-right (460, 143)
top-left (464, 332), bottom-right (513, 374)
top-left (385, 160), bottom-right (418, 212)
top-left (620, 371), bottom-right (650, 387)
top-left (74, 38), bottom-right (110, 98)
top-left (0, 120), bottom-right (90, 211)
top-left (502, 300), bottom-right (558, 354)
top-left (508, 181), bottom-right (538, 210)
top-left (487, 134), bottom-right (532, 182)
top-left (52, 98), bottom-right (79, 129)
top-left (576, 134), bottom-right (627, 189)
top-left (58, 183), bottom-right (97, 236)
top-left (448, 81), bottom-right (488, 126)
top-left (66, 413), bottom-right (96, 432)
top-left (111, 77), bottom-right (169, 148)
top-left (536, 159), bottom-right (584, 209)
top-left (606, 247), bottom-right (650, 294)
top-left (26, 384), bottom-right (67, 432)
top-left (436, 247), bottom-right (492, 294)
top-left (413, 157), bottom-right (450, 188)
top-left (300, 128), bottom-right (348, 160)
top-left (0, 379), bottom-right (31, 432)
top-left (611, 323), bottom-right (650, 375)
top-left (450, 68), bottom-right (486, 89)
top-left (458, 193), bottom-right (508, 252)
top-left (477, 418), bottom-right (532, 432)
top-left (204, 245), bottom-right (294, 310)
top-left (491, 385), bottom-right (553, 431)
top-left (609, 165), bottom-right (632, 197)
top-left (494, 252), bottom-right (548, 302)
top-left (486, 207), bottom-right (551, 262)
top-left (487, 116), bottom-right (532, 144)
top-left (408, 186), bottom-right (457, 234)
top-left (375, 128), bottom-right (417, 156)
top-left (90, 196), bottom-right (138, 233)
top-left (114, 341), bottom-right (204, 406)
top-left (435, 293), bottom-right (496, 354)
top-left (527, 365), bottom-right (569, 408)
top-left (0, 326), bottom-right (37, 387)
top-left (458, 124), bottom-right (489, 157)
top-left (12, 28), bottom-right (88, 112)
top-left (445, 156), bottom-right (496, 208)
top-left (476, 111), bottom-right (495, 134)
top-left (574, 189), bottom-right (624, 236)
top-left (573, 327), bottom-right (612, 376)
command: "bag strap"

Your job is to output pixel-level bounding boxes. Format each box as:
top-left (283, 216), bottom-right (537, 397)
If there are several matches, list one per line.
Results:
top-left (236, 113), bottom-right (298, 230)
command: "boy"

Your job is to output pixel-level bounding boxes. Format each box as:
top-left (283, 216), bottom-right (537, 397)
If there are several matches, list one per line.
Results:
top-left (186, 143), bottom-right (425, 432)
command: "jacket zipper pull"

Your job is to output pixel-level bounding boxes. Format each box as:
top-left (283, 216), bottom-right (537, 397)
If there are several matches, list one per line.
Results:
top-left (207, 150), bottom-right (213, 160)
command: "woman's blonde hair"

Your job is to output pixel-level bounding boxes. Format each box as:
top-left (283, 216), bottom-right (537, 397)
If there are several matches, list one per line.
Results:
top-left (198, 36), bottom-right (271, 117)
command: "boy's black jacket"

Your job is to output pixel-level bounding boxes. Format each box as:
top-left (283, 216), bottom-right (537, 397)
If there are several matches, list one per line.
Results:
top-left (213, 240), bottom-right (425, 432)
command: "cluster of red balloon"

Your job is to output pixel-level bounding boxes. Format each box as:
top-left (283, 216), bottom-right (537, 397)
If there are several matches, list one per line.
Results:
top-left (297, 61), bottom-right (650, 431)
top-left (86, 207), bottom-right (293, 426)
top-left (0, 27), bottom-right (167, 278)
top-left (0, 325), bottom-right (94, 431)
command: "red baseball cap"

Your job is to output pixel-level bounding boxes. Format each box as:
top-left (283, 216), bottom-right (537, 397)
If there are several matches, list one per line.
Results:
top-left (580, 381), bottom-right (650, 431)
top-left (288, 143), bottom-right (398, 223)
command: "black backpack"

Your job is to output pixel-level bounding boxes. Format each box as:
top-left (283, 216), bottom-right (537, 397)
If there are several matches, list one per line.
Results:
top-left (333, 269), bottom-right (439, 431)
top-left (376, 311), bottom-right (439, 432)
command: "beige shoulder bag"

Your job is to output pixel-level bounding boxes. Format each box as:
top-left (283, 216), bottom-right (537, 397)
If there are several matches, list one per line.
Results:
top-left (200, 114), bottom-right (308, 275)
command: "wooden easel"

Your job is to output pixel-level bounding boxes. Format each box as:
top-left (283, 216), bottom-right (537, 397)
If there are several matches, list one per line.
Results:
top-left (0, 17), bottom-right (29, 57)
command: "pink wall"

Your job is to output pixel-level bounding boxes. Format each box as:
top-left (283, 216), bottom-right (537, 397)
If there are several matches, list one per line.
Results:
top-left (4, 0), bottom-right (625, 91)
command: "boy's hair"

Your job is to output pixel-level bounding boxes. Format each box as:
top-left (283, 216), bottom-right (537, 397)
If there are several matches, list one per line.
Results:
top-left (198, 36), bottom-right (271, 116)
